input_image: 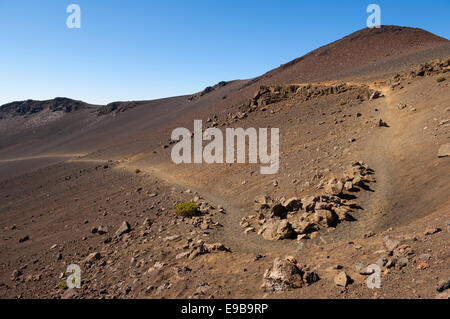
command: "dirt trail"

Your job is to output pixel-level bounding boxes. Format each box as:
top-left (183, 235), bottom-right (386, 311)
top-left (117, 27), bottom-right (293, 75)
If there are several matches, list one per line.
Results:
top-left (355, 84), bottom-right (397, 232)
top-left (9, 81), bottom-right (412, 254)
top-left (0, 154), bottom-right (87, 162)
top-left (113, 80), bottom-right (407, 253)
top-left (117, 162), bottom-right (297, 254)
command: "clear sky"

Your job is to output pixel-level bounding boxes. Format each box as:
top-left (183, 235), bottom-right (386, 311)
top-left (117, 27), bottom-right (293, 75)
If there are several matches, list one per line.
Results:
top-left (0, 0), bottom-right (449, 106)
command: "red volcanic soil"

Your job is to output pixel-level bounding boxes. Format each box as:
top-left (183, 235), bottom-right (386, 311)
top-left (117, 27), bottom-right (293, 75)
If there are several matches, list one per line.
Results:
top-left (0, 26), bottom-right (449, 299)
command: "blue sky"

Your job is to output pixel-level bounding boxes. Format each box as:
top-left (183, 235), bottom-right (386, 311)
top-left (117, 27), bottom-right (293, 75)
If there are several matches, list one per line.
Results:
top-left (0, 0), bottom-right (449, 106)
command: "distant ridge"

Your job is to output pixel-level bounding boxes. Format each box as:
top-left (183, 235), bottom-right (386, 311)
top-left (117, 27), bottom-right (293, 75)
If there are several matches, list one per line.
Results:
top-left (0, 98), bottom-right (92, 118)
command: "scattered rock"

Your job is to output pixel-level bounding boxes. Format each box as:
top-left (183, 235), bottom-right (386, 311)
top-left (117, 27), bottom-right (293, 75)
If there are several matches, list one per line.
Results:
top-left (384, 236), bottom-right (400, 251)
top-left (437, 279), bottom-right (450, 292)
top-left (61, 289), bottom-right (77, 299)
top-left (84, 252), bottom-right (101, 264)
top-left (143, 218), bottom-right (152, 227)
top-left (97, 226), bottom-right (108, 235)
top-left (416, 260), bottom-right (430, 270)
top-left (164, 235), bottom-right (182, 242)
top-left (369, 91), bottom-right (382, 100)
top-left (18, 235), bottom-right (30, 243)
top-left (377, 119), bottom-right (389, 127)
top-left (437, 144), bottom-right (450, 158)
top-left (176, 251), bottom-right (190, 260)
top-left (11, 270), bottom-right (22, 281)
top-left (334, 271), bottom-right (350, 287)
top-left (376, 257), bottom-right (388, 267)
top-left (244, 227), bottom-right (255, 234)
top-left (115, 221), bottom-right (131, 237)
top-left (425, 227), bottom-right (442, 236)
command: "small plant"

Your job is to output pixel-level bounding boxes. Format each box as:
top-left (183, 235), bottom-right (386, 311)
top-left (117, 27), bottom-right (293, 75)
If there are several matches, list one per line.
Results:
top-left (57, 281), bottom-right (67, 290)
top-left (437, 76), bottom-right (446, 83)
top-left (134, 168), bottom-right (141, 174)
top-left (174, 201), bottom-right (198, 217)
top-left (339, 99), bottom-right (347, 106)
top-left (304, 83), bottom-right (312, 89)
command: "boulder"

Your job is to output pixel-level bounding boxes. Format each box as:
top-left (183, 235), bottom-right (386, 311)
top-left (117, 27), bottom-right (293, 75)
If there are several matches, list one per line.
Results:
top-left (334, 271), bottom-right (350, 287)
top-left (254, 195), bottom-right (272, 205)
top-left (344, 181), bottom-right (354, 191)
top-left (384, 236), bottom-right (400, 251)
top-left (437, 279), bottom-right (450, 292)
top-left (115, 221), bottom-right (131, 237)
top-left (254, 203), bottom-right (270, 214)
top-left (260, 219), bottom-right (294, 241)
top-left (324, 178), bottom-right (343, 196)
top-left (313, 209), bottom-right (336, 227)
top-left (438, 144), bottom-right (450, 158)
top-left (261, 256), bottom-right (304, 292)
top-left (97, 226), bottom-right (108, 235)
top-left (302, 196), bottom-right (318, 212)
top-left (291, 219), bottom-right (315, 235)
top-left (333, 206), bottom-right (352, 221)
top-left (271, 203), bottom-right (287, 219)
top-left (283, 198), bottom-right (302, 212)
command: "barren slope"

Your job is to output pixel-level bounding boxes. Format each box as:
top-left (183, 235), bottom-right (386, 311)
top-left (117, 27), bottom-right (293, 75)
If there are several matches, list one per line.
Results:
top-left (0, 26), bottom-right (449, 299)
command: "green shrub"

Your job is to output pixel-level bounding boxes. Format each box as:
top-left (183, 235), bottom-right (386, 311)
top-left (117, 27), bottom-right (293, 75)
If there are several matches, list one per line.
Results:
top-left (437, 76), bottom-right (446, 83)
top-left (339, 99), bottom-right (347, 106)
top-left (134, 168), bottom-right (141, 174)
top-left (175, 201), bottom-right (198, 217)
top-left (304, 83), bottom-right (312, 89)
top-left (57, 281), bottom-right (67, 290)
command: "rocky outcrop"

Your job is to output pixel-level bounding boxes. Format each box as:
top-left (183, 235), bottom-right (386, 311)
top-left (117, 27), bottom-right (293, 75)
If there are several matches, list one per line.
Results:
top-left (188, 81), bottom-right (229, 101)
top-left (96, 101), bottom-right (147, 116)
top-left (211, 83), bottom-right (381, 128)
top-left (390, 57), bottom-right (450, 89)
top-left (244, 83), bottom-right (378, 111)
top-left (241, 161), bottom-right (375, 241)
top-left (0, 98), bottom-right (88, 118)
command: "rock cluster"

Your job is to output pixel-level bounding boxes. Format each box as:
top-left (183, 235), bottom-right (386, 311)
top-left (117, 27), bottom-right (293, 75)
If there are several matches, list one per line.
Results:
top-left (96, 101), bottom-right (146, 116)
top-left (409, 57), bottom-right (450, 78)
top-left (261, 256), bottom-right (319, 292)
top-left (245, 84), bottom-right (378, 111)
top-left (204, 83), bottom-right (381, 129)
top-left (178, 195), bottom-right (225, 230)
top-left (188, 81), bottom-right (228, 102)
top-left (390, 57), bottom-right (450, 89)
top-left (176, 240), bottom-right (231, 260)
top-left (241, 162), bottom-right (375, 240)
